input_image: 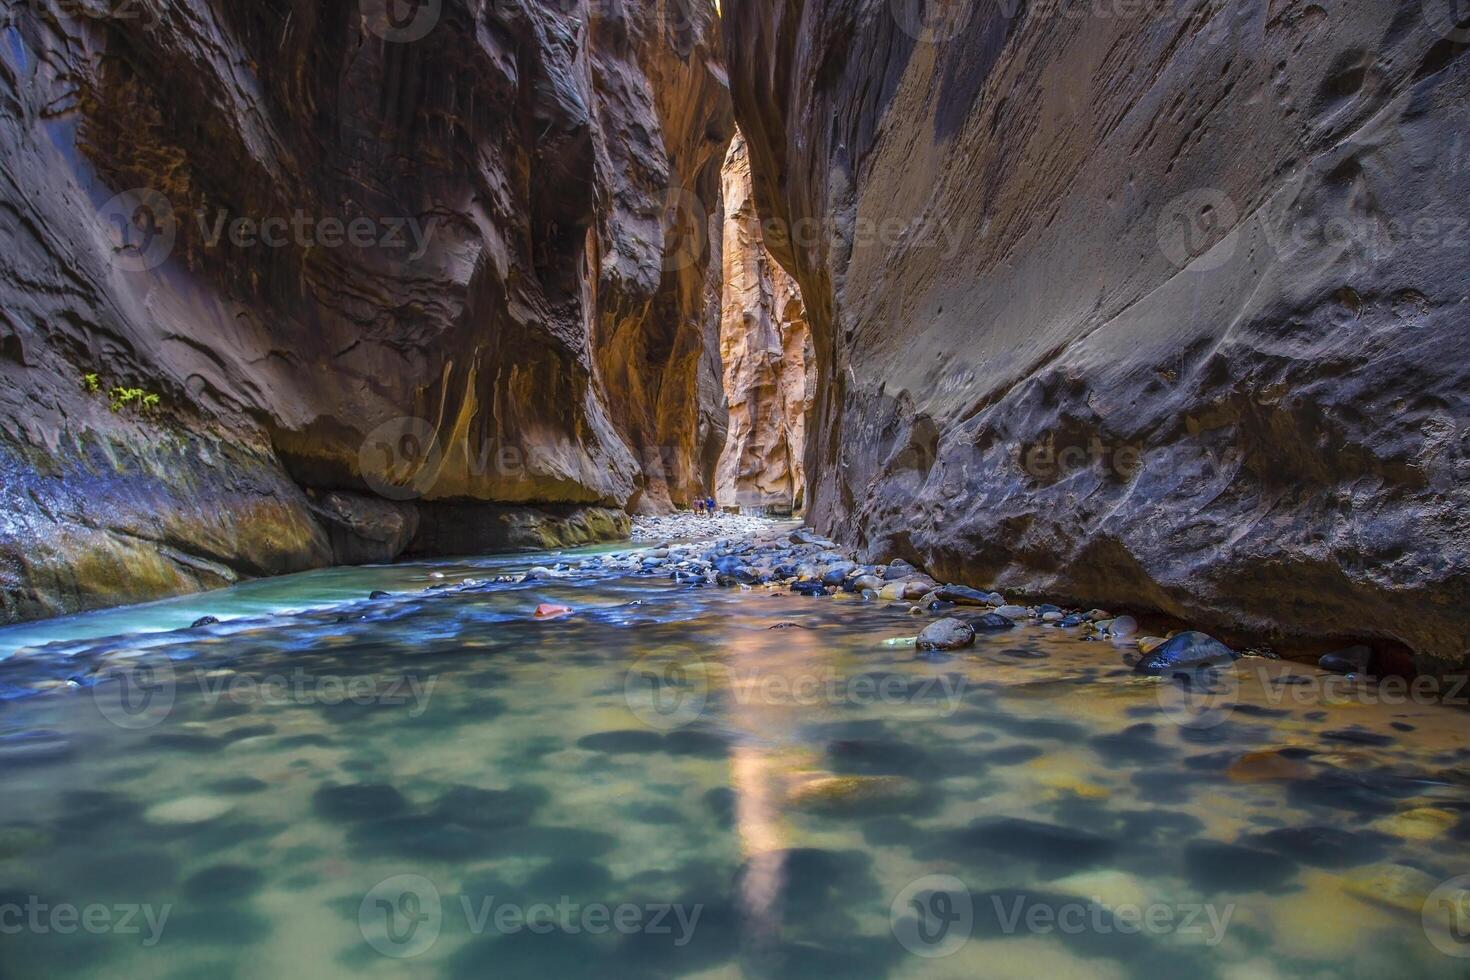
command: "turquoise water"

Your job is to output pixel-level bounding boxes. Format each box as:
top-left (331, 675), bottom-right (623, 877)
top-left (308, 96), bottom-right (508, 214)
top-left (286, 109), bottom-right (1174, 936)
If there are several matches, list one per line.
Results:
top-left (2, 545), bottom-right (1470, 978)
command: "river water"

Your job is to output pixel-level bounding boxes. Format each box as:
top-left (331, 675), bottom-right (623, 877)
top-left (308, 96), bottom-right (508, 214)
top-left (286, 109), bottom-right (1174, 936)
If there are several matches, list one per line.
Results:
top-left (2, 541), bottom-right (1469, 978)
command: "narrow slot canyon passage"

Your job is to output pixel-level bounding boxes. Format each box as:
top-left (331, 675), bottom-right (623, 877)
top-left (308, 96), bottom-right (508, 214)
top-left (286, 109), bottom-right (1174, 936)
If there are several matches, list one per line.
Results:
top-left (1, 2), bottom-right (1469, 978)
top-left (714, 131), bottom-right (813, 516)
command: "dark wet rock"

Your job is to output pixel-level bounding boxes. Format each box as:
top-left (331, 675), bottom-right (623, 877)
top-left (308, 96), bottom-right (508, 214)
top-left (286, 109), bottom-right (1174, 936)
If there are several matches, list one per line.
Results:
top-left (1058, 614), bottom-right (1086, 627)
top-left (826, 738), bottom-right (931, 777)
top-left (882, 559), bottom-right (917, 581)
top-left (433, 784), bottom-right (548, 828)
top-left (1391, 721), bottom-right (1416, 732)
top-left (703, 787), bottom-right (737, 828)
top-left (933, 817), bottom-right (1117, 872)
top-left (934, 584), bottom-right (991, 606)
top-left (1321, 727), bottom-right (1394, 747)
top-left (1133, 632), bottom-right (1238, 675)
top-left (981, 744), bottom-right (1045, 766)
top-left (1036, 603), bottom-right (1062, 616)
top-left (577, 730), bottom-right (666, 754)
top-left (368, 591), bottom-right (391, 600)
top-left (820, 562), bottom-right (855, 585)
top-left (1088, 724), bottom-right (1170, 765)
top-left (54, 790), bottom-right (144, 833)
top-left (1184, 841), bottom-right (1298, 892)
top-left (495, 825), bottom-right (618, 861)
top-left (522, 858), bottom-right (616, 900)
top-left (973, 712), bottom-right (1088, 742)
top-left (312, 783), bottom-right (408, 822)
top-left (183, 864), bottom-right (265, 901)
top-left (349, 815), bottom-right (495, 860)
top-left (447, 929), bottom-right (606, 980)
top-left (147, 732), bottom-right (227, 753)
top-left (0, 730), bottom-right (74, 766)
top-left (208, 777), bottom-right (269, 795)
top-left (1131, 770), bottom-right (1205, 804)
top-left (663, 729), bottom-right (731, 758)
top-left (190, 615), bottom-right (221, 628)
top-left (790, 579), bottom-right (827, 596)
top-left (620, 802), bottom-right (686, 824)
top-left (972, 612), bottom-right (1018, 631)
top-left (1319, 645), bottom-right (1372, 674)
top-left (1244, 826), bottom-right (1392, 869)
top-left (916, 618), bottom-right (975, 651)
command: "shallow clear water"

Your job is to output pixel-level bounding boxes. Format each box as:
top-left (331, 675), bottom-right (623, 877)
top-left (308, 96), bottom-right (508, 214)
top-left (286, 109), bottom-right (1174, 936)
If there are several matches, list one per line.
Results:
top-left (2, 545), bottom-right (1470, 978)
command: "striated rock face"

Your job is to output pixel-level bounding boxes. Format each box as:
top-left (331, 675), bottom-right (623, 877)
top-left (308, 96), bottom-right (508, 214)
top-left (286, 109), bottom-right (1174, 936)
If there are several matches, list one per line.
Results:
top-left (725, 2), bottom-right (1470, 669)
top-left (0, 0), bottom-right (730, 621)
top-left (715, 131), bottom-right (812, 513)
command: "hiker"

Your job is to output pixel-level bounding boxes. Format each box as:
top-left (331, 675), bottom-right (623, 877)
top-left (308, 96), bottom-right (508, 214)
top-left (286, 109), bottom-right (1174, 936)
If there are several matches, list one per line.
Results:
top-left (692, 497), bottom-right (705, 516)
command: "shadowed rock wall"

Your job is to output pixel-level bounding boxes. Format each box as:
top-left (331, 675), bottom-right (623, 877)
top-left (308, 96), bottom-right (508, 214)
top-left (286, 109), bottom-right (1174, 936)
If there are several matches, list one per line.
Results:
top-left (724, 0), bottom-right (1470, 670)
top-left (0, 0), bottom-right (731, 621)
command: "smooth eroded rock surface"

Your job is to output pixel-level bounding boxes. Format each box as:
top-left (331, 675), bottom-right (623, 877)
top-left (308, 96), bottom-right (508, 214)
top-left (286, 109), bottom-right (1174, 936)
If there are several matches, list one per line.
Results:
top-left (0, 0), bottom-right (732, 620)
top-left (724, 0), bottom-right (1470, 670)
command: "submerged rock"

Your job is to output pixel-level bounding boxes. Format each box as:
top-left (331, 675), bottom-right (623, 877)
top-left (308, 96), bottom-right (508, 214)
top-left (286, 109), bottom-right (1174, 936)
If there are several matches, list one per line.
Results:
top-left (973, 612), bottom-right (1018, 631)
top-left (1133, 631), bottom-right (1237, 675)
top-left (190, 615), bottom-right (220, 628)
top-left (916, 618), bottom-right (976, 651)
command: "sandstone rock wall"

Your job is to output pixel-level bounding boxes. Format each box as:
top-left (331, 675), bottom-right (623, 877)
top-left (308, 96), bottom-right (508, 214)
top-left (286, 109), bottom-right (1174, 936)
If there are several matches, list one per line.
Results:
top-left (0, 0), bottom-right (730, 621)
top-left (725, 0), bottom-right (1470, 670)
top-left (715, 131), bottom-right (813, 513)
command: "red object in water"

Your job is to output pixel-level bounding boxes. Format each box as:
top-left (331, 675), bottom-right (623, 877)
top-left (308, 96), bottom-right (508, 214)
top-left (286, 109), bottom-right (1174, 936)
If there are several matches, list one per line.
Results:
top-left (534, 603), bottom-right (573, 619)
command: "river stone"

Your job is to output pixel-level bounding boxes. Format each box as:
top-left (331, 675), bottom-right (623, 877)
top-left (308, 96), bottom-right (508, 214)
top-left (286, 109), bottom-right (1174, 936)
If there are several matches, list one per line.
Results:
top-left (852, 575), bottom-right (886, 593)
top-left (934, 584), bottom-right (991, 606)
top-left (190, 615), bottom-right (220, 628)
top-left (791, 579), bottom-right (827, 596)
top-left (878, 581), bottom-right (906, 600)
top-left (882, 559), bottom-right (917, 580)
top-left (1106, 615), bottom-right (1139, 638)
top-left (145, 796), bottom-right (234, 825)
top-left (1319, 645), bottom-right (1372, 674)
top-left (902, 578), bottom-right (937, 600)
top-left (1133, 631), bottom-right (1238, 675)
top-left (820, 562), bottom-right (855, 585)
top-left (973, 613), bottom-right (1018, 631)
top-left (994, 605), bottom-right (1029, 620)
top-left (916, 618), bottom-right (976, 651)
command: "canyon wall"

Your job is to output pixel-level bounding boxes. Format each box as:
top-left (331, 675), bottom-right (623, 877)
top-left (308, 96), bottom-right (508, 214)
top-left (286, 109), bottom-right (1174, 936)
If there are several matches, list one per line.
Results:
top-left (715, 131), bottom-right (813, 513)
top-left (0, 0), bottom-right (731, 622)
top-left (724, 0), bottom-right (1470, 670)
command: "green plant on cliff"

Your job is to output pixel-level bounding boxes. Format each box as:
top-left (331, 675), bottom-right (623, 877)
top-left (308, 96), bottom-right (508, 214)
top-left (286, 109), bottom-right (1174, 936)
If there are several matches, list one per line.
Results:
top-left (80, 372), bottom-right (100, 393)
top-left (108, 386), bottom-right (162, 414)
